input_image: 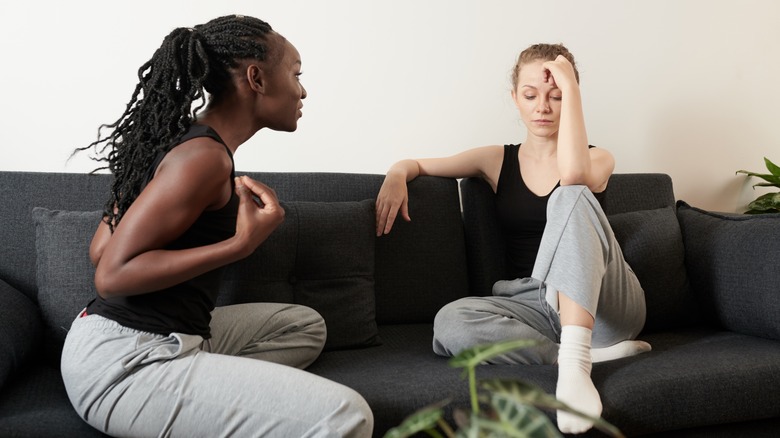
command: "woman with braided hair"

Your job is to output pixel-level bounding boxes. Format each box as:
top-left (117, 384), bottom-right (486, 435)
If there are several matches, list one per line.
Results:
top-left (375, 43), bottom-right (650, 434)
top-left (63, 15), bottom-right (372, 437)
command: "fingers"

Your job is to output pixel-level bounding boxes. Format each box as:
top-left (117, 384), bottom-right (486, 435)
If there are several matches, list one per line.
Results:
top-left (234, 177), bottom-right (250, 201)
top-left (375, 198), bottom-right (412, 236)
top-left (401, 199), bottom-right (411, 222)
top-left (543, 56), bottom-right (576, 88)
top-left (235, 176), bottom-right (280, 208)
top-left (375, 199), bottom-right (398, 236)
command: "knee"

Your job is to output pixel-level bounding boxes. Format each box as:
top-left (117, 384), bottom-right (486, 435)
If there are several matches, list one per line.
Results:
top-left (549, 185), bottom-right (589, 205)
top-left (433, 300), bottom-right (469, 335)
top-left (297, 305), bottom-right (327, 339)
top-left (341, 387), bottom-right (374, 437)
top-left (432, 299), bottom-right (479, 355)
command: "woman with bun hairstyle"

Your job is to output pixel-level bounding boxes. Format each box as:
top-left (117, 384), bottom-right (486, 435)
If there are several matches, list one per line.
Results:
top-left (375, 43), bottom-right (649, 434)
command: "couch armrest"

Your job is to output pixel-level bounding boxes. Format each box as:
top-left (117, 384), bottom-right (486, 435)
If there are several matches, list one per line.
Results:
top-left (0, 278), bottom-right (43, 391)
top-left (676, 201), bottom-right (780, 340)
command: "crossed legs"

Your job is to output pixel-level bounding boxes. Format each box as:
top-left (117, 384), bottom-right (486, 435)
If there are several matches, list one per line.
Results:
top-left (433, 186), bottom-right (650, 434)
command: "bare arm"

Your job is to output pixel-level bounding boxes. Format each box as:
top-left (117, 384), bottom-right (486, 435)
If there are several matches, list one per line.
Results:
top-left (89, 216), bottom-right (112, 267)
top-left (92, 139), bottom-right (284, 298)
top-left (543, 56), bottom-right (614, 192)
top-left (375, 146), bottom-right (503, 235)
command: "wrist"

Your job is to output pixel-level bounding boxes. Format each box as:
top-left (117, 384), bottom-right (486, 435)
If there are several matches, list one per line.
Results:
top-left (387, 164), bottom-right (410, 181)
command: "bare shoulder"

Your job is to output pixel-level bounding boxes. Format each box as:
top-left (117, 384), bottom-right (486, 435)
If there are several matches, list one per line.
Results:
top-left (588, 145), bottom-right (615, 192)
top-left (151, 136), bottom-right (234, 210)
top-left (159, 137), bottom-right (233, 177)
top-left (466, 145), bottom-right (505, 191)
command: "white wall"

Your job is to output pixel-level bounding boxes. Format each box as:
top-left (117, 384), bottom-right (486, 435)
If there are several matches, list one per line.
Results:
top-left (1, 0), bottom-right (778, 212)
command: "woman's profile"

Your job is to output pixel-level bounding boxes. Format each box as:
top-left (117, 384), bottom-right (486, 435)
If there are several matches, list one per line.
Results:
top-left (63, 14), bottom-right (372, 437)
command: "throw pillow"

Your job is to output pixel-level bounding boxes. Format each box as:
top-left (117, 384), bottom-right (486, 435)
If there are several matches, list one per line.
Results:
top-left (33, 201), bottom-right (381, 352)
top-left (676, 201), bottom-right (780, 340)
top-left (608, 207), bottom-right (696, 332)
top-left (219, 199), bottom-right (381, 351)
top-left (32, 208), bottom-right (101, 344)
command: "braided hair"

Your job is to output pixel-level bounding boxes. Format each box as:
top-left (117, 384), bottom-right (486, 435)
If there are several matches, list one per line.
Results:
top-left (76, 15), bottom-right (275, 231)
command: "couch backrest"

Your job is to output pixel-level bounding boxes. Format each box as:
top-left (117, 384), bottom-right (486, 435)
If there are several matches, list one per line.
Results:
top-left (0, 172), bottom-right (112, 299)
top-left (233, 172), bottom-right (471, 325)
top-left (459, 173), bottom-right (676, 298)
top-left (0, 171), bottom-right (469, 327)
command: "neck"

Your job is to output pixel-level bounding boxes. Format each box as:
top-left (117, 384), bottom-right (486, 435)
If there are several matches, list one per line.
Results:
top-left (522, 134), bottom-right (558, 159)
top-left (195, 98), bottom-right (262, 154)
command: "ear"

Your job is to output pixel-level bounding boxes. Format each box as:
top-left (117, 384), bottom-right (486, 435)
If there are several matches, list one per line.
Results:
top-left (246, 64), bottom-right (266, 94)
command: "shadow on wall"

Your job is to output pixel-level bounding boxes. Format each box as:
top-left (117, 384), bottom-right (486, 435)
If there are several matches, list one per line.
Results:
top-left (646, 97), bottom-right (774, 213)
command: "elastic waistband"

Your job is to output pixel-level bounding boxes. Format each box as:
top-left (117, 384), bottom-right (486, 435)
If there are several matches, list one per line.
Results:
top-left (72, 311), bottom-right (169, 338)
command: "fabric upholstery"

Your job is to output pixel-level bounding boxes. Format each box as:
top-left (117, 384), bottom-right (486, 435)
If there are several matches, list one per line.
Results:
top-left (0, 172), bottom-right (111, 300)
top-left (677, 201), bottom-right (780, 340)
top-left (5, 171), bottom-right (780, 438)
top-left (608, 207), bottom-right (697, 332)
top-left (33, 202), bottom-right (380, 352)
top-left (243, 172), bottom-right (471, 325)
top-left (220, 200), bottom-right (380, 350)
top-left (308, 325), bottom-right (780, 437)
top-left (459, 174), bottom-right (678, 298)
top-left (0, 364), bottom-right (107, 437)
top-left (0, 279), bottom-right (42, 391)
top-left (32, 208), bottom-right (101, 345)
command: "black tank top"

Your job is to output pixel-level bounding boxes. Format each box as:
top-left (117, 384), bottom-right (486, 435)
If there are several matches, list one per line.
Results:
top-left (86, 124), bottom-right (239, 338)
top-left (495, 144), bottom-right (605, 280)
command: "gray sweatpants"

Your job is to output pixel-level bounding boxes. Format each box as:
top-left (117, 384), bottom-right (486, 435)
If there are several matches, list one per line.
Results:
top-left (433, 185), bottom-right (646, 364)
top-left (61, 303), bottom-right (373, 438)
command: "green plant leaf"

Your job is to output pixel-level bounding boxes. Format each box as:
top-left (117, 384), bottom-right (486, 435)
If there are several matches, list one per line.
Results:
top-left (383, 400), bottom-right (449, 438)
top-left (745, 192), bottom-right (780, 214)
top-left (489, 393), bottom-right (562, 438)
top-left (448, 339), bottom-right (539, 370)
top-left (458, 404), bottom-right (560, 438)
top-left (735, 170), bottom-right (780, 187)
top-left (764, 157), bottom-right (780, 177)
top-left (481, 379), bottom-right (625, 438)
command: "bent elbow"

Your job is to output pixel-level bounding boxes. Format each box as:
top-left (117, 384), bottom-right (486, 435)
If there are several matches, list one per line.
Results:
top-left (559, 171), bottom-right (587, 187)
top-left (94, 267), bottom-right (120, 298)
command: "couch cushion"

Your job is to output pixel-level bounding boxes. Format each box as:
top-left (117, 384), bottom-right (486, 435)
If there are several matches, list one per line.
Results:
top-left (32, 201), bottom-right (380, 352)
top-left (608, 207), bottom-right (697, 332)
top-left (0, 278), bottom-right (43, 391)
top-left (32, 208), bottom-right (101, 346)
top-left (459, 174), bottom-right (677, 298)
top-left (219, 200), bottom-right (380, 350)
top-left (676, 201), bottom-right (780, 340)
top-left (0, 363), bottom-right (107, 437)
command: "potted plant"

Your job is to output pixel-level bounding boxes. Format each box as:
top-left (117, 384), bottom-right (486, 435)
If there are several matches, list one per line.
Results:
top-left (383, 339), bottom-right (623, 438)
top-left (736, 157), bottom-right (780, 214)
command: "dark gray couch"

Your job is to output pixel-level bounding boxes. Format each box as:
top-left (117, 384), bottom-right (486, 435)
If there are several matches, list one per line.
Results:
top-left (1, 170), bottom-right (779, 437)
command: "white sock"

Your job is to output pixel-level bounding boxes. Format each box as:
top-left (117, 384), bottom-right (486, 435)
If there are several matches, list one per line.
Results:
top-left (591, 339), bottom-right (651, 363)
top-left (556, 325), bottom-right (602, 434)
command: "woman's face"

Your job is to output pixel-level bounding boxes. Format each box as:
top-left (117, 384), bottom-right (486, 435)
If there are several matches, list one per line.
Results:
top-left (258, 37), bottom-right (307, 132)
top-left (511, 59), bottom-right (562, 139)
